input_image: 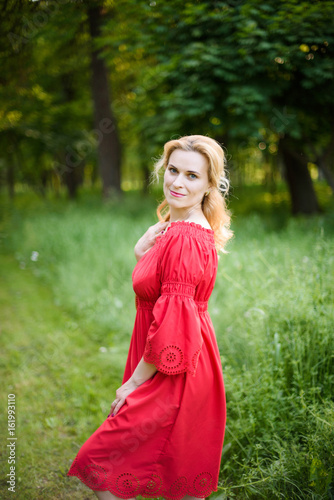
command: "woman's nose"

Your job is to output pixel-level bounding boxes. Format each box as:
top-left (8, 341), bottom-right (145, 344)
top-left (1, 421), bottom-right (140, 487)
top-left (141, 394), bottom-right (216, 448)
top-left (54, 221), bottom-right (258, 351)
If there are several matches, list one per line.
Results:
top-left (173, 174), bottom-right (184, 187)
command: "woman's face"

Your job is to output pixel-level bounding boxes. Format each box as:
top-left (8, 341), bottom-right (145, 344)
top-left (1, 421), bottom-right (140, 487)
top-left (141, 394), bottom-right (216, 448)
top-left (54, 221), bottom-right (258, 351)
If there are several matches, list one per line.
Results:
top-left (163, 149), bottom-right (211, 217)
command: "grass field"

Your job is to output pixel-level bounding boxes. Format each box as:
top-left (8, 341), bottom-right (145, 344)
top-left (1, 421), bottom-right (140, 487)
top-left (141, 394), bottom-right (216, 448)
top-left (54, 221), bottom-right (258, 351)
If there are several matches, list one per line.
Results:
top-left (0, 185), bottom-right (333, 499)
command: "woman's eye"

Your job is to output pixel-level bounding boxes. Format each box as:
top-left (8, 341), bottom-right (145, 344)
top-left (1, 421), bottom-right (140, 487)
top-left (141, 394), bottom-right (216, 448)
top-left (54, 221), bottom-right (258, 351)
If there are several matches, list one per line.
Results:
top-left (168, 167), bottom-right (196, 179)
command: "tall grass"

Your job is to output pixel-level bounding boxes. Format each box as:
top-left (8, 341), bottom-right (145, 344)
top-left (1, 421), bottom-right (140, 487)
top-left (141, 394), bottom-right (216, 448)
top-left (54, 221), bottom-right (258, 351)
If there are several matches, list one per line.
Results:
top-left (211, 213), bottom-right (334, 499)
top-left (0, 186), bottom-right (333, 499)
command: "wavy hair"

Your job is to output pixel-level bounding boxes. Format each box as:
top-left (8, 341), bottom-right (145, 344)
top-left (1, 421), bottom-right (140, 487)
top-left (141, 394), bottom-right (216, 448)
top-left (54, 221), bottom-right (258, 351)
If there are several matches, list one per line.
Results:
top-left (149, 134), bottom-right (233, 253)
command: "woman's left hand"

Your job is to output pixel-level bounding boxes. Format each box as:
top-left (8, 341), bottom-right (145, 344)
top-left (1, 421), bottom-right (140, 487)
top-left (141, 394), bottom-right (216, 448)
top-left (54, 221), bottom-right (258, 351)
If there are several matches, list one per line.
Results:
top-left (108, 378), bottom-right (139, 417)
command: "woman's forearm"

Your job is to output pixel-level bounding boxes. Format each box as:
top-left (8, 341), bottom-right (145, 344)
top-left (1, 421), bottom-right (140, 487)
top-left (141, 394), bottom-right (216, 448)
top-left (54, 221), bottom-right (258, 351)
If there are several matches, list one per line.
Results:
top-left (134, 246), bottom-right (141, 262)
top-left (130, 356), bottom-right (158, 387)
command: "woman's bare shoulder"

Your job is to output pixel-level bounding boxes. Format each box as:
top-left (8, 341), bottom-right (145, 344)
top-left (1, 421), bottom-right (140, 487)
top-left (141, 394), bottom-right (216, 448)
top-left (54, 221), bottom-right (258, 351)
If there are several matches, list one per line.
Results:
top-left (185, 217), bottom-right (213, 231)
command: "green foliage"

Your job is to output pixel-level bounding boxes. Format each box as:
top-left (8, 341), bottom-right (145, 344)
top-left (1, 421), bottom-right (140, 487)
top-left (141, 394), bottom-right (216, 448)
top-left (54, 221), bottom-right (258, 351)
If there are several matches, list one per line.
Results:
top-left (102, 0), bottom-right (334, 148)
top-left (211, 210), bottom-right (334, 498)
top-left (0, 1), bottom-right (92, 191)
top-left (1, 0), bottom-right (334, 204)
top-left (97, 0), bottom-right (334, 209)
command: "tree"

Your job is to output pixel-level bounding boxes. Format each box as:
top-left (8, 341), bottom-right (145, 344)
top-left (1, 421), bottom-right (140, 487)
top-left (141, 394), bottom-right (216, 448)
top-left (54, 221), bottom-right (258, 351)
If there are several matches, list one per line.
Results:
top-left (87, 3), bottom-right (122, 199)
top-left (101, 0), bottom-right (334, 213)
top-left (0, 0), bottom-right (122, 200)
top-left (0, 0), bottom-right (36, 197)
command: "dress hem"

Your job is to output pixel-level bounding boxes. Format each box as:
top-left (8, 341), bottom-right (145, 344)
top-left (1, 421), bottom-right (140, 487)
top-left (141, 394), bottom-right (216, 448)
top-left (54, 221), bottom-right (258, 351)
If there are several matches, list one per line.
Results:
top-left (67, 469), bottom-right (218, 500)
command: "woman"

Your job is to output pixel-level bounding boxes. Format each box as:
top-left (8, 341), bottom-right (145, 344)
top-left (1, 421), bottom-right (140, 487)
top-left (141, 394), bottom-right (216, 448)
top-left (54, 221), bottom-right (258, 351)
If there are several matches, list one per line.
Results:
top-left (67, 134), bottom-right (233, 500)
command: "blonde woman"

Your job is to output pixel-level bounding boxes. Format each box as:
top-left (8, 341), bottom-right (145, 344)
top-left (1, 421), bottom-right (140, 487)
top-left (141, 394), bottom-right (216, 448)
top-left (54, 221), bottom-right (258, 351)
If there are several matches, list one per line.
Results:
top-left (67, 134), bottom-right (233, 500)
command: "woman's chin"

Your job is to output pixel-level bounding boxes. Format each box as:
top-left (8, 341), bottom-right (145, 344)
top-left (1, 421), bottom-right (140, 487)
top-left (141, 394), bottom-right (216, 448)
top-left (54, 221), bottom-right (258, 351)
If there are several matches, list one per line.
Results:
top-left (167, 193), bottom-right (187, 203)
top-left (168, 199), bottom-right (186, 209)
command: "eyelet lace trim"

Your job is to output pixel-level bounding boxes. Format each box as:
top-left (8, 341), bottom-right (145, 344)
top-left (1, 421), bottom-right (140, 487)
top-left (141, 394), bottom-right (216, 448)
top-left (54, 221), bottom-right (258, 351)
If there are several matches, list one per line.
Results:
top-left (67, 458), bottom-right (216, 499)
top-left (144, 339), bottom-right (201, 377)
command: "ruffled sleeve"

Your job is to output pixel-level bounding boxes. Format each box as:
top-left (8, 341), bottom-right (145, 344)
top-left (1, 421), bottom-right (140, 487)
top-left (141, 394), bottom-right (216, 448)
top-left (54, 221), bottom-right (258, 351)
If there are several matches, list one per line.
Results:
top-left (143, 229), bottom-right (207, 377)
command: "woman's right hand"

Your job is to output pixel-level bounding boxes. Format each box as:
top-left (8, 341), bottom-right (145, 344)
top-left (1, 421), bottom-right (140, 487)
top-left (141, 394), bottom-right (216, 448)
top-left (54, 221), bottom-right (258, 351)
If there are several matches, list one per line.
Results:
top-left (134, 221), bottom-right (169, 262)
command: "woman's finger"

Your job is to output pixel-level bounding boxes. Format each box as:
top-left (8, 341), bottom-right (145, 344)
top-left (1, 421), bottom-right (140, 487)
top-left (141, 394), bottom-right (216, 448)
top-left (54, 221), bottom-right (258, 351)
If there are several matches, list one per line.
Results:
top-left (109, 399), bottom-right (118, 415)
top-left (154, 221), bottom-right (169, 239)
top-left (153, 221), bottom-right (168, 232)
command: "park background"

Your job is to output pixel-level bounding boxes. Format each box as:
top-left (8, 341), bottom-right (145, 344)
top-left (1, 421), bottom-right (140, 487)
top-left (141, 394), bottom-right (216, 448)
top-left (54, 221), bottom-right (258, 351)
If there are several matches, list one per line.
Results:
top-left (0, 0), bottom-right (333, 498)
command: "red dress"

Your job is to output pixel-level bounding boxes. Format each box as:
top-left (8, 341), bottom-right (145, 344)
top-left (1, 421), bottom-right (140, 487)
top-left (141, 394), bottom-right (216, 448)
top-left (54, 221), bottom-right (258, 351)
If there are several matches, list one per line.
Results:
top-left (67, 220), bottom-right (226, 500)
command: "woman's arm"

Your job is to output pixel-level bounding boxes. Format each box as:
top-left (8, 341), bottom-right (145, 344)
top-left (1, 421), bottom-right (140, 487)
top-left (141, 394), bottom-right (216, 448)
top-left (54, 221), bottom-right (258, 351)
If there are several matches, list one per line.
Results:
top-left (109, 357), bottom-right (158, 416)
top-left (134, 246), bottom-right (146, 262)
top-left (130, 356), bottom-right (158, 387)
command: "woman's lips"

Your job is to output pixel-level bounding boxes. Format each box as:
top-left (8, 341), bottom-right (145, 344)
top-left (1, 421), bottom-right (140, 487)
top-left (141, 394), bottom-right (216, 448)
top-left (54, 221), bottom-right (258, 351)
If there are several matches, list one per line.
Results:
top-left (170, 190), bottom-right (185, 197)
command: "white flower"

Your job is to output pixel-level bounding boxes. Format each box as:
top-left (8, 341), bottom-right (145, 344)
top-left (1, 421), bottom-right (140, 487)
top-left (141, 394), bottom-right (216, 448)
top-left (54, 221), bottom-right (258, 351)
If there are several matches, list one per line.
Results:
top-left (244, 308), bottom-right (266, 318)
top-left (114, 298), bottom-right (123, 309)
top-left (99, 347), bottom-right (107, 353)
top-left (31, 251), bottom-right (39, 262)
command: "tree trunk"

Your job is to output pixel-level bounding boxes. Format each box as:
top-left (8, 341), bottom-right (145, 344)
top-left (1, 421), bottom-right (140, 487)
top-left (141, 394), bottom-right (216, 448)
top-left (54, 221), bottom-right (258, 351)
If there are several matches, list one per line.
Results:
top-left (87, 5), bottom-right (122, 200)
top-left (318, 160), bottom-right (334, 194)
top-left (63, 161), bottom-right (85, 200)
top-left (60, 73), bottom-right (84, 200)
top-left (316, 127), bottom-right (334, 195)
top-left (307, 126), bottom-right (334, 195)
top-left (280, 137), bottom-right (321, 215)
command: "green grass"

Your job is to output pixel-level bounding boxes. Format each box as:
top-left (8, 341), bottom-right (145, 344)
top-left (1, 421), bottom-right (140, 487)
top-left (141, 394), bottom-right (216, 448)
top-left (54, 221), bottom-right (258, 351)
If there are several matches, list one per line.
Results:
top-left (0, 255), bottom-right (116, 499)
top-left (0, 185), bottom-right (333, 499)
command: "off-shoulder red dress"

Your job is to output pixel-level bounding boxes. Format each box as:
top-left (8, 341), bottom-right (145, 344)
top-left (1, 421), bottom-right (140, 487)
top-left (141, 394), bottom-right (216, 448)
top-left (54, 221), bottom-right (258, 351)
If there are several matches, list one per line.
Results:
top-left (67, 220), bottom-right (226, 500)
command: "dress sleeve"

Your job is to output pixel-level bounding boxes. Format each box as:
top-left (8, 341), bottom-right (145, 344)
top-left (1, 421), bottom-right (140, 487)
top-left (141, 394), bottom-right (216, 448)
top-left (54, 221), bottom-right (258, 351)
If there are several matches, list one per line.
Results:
top-left (143, 230), bottom-right (207, 377)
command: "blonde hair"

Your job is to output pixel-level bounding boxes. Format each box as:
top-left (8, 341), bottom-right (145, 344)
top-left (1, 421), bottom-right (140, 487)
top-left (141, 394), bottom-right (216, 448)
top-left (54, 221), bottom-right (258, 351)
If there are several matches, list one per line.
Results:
top-left (149, 134), bottom-right (233, 253)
